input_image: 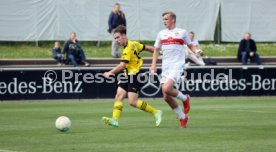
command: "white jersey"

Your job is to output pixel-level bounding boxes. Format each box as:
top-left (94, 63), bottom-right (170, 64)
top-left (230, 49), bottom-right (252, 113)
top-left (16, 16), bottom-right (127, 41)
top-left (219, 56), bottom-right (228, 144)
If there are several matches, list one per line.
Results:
top-left (154, 27), bottom-right (191, 67)
top-left (154, 27), bottom-right (192, 83)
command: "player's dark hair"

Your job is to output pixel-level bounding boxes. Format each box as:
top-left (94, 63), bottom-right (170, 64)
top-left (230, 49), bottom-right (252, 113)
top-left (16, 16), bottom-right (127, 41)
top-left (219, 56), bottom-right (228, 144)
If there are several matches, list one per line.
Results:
top-left (114, 25), bottom-right (126, 35)
top-left (162, 11), bottom-right (176, 22)
top-left (189, 31), bottom-right (195, 35)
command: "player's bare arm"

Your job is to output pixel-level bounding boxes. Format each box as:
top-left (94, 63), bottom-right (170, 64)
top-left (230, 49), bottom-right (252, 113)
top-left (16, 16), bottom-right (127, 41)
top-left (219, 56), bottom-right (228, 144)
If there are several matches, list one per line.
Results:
top-left (150, 47), bottom-right (160, 74)
top-left (144, 45), bottom-right (154, 53)
top-left (103, 62), bottom-right (126, 78)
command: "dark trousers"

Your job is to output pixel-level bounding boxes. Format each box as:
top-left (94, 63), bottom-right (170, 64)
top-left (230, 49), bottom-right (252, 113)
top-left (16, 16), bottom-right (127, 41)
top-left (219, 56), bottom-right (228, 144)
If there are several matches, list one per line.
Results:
top-left (54, 56), bottom-right (63, 64)
top-left (67, 49), bottom-right (87, 67)
top-left (241, 52), bottom-right (262, 65)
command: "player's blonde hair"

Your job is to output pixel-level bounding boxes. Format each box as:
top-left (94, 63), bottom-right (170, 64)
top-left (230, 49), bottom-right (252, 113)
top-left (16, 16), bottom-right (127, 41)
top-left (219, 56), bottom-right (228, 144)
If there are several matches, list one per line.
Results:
top-left (162, 11), bottom-right (176, 22)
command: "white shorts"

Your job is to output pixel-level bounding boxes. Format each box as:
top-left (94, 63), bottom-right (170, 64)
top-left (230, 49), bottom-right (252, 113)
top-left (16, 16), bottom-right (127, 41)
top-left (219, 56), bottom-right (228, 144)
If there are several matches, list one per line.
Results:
top-left (160, 64), bottom-right (184, 84)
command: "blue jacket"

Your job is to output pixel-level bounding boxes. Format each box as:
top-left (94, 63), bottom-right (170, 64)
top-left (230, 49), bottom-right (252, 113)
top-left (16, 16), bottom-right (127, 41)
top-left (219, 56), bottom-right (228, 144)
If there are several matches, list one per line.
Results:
top-left (108, 11), bottom-right (126, 33)
top-left (52, 48), bottom-right (62, 58)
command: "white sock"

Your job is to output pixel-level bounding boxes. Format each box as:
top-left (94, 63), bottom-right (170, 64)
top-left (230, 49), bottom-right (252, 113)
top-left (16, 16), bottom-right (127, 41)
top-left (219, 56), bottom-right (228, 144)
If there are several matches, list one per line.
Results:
top-left (173, 106), bottom-right (185, 119)
top-left (176, 91), bottom-right (187, 101)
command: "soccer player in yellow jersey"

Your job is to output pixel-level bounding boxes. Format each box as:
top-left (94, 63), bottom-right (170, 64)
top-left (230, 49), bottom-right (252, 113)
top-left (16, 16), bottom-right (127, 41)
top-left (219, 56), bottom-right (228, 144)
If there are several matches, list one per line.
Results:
top-left (102, 25), bottom-right (162, 128)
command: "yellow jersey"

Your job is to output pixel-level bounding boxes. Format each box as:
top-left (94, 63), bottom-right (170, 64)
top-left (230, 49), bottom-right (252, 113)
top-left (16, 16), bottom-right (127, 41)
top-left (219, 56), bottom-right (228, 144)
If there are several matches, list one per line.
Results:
top-left (121, 40), bottom-right (145, 75)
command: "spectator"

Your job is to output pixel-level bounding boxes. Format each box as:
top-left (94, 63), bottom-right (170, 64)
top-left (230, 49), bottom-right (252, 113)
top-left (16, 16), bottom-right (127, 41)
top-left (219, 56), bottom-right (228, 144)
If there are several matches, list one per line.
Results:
top-left (185, 32), bottom-right (205, 66)
top-left (237, 33), bottom-right (262, 65)
top-left (108, 3), bottom-right (126, 58)
top-left (52, 41), bottom-right (63, 66)
top-left (63, 32), bottom-right (90, 67)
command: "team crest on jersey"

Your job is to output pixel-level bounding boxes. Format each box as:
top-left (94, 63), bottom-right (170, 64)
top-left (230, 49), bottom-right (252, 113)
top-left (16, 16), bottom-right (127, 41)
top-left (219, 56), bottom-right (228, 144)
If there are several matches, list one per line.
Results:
top-left (174, 32), bottom-right (179, 37)
top-left (130, 44), bottom-right (137, 51)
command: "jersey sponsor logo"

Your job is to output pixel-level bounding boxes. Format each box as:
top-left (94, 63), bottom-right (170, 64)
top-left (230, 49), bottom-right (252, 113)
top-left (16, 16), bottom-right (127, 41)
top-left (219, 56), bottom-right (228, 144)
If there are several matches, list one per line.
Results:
top-left (161, 37), bottom-right (185, 45)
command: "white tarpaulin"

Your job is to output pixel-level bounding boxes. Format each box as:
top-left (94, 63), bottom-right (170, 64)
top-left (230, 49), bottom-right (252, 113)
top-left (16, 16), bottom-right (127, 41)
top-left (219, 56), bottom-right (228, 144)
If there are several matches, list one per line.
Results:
top-left (0, 0), bottom-right (219, 41)
top-left (221, 0), bottom-right (276, 42)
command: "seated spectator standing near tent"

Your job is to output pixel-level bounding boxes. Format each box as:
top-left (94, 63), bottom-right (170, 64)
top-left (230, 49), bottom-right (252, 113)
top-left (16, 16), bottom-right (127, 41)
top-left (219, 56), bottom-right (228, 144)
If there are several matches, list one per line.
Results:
top-left (237, 33), bottom-right (262, 65)
top-left (63, 32), bottom-right (90, 67)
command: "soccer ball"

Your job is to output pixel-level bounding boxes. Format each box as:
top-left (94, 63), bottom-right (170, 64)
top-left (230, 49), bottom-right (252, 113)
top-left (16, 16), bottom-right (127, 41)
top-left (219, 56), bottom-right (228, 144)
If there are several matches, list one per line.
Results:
top-left (55, 116), bottom-right (71, 132)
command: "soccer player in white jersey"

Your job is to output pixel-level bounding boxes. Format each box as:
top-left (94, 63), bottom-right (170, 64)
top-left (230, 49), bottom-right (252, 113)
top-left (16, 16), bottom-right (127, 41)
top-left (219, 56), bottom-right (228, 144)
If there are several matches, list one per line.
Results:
top-left (150, 11), bottom-right (195, 128)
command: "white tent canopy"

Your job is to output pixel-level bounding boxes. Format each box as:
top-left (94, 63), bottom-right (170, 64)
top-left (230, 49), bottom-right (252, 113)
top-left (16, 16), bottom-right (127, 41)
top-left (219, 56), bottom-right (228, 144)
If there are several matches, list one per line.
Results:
top-left (220, 0), bottom-right (276, 42)
top-left (0, 0), bottom-right (275, 42)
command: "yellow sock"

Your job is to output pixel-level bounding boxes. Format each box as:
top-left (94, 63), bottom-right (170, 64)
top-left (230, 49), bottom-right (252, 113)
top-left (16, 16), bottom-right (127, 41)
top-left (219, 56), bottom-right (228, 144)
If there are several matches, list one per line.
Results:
top-left (136, 100), bottom-right (158, 114)
top-left (112, 101), bottom-right (123, 120)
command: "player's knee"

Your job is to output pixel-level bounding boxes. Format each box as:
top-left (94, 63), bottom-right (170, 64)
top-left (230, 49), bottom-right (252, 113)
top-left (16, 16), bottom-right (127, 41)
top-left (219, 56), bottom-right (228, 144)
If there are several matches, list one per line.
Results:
top-left (115, 93), bottom-right (125, 101)
top-left (163, 93), bottom-right (170, 101)
top-left (162, 85), bottom-right (171, 94)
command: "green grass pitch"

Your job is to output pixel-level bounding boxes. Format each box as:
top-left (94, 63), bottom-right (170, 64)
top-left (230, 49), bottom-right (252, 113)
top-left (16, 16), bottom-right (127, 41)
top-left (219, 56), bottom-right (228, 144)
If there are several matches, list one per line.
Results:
top-left (0, 97), bottom-right (276, 152)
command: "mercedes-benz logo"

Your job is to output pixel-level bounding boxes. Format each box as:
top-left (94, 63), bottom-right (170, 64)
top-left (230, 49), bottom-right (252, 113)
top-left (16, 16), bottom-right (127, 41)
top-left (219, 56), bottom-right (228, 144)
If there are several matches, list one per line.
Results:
top-left (140, 71), bottom-right (161, 97)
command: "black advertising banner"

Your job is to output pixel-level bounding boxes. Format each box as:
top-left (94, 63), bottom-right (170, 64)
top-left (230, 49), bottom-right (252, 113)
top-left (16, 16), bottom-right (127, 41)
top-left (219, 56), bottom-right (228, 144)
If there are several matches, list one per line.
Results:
top-left (0, 67), bottom-right (276, 100)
